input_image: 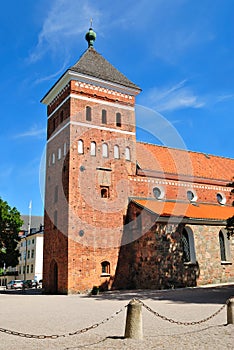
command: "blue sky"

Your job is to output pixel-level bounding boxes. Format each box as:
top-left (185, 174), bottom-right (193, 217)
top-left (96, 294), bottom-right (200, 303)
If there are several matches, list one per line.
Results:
top-left (0, 0), bottom-right (233, 216)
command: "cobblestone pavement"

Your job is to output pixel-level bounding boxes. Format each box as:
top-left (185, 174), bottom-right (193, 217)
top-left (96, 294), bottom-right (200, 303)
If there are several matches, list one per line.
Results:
top-left (0, 284), bottom-right (234, 350)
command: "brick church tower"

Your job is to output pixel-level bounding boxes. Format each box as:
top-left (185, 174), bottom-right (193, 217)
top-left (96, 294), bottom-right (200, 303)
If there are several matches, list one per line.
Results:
top-left (41, 27), bottom-right (141, 293)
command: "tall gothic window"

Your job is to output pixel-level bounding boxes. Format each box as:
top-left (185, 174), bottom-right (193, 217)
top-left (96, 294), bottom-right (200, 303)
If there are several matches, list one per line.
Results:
top-left (181, 227), bottom-right (196, 264)
top-left (219, 230), bottom-right (231, 262)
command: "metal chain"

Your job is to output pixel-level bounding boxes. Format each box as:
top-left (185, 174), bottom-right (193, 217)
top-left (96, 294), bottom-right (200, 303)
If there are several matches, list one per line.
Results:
top-left (0, 306), bottom-right (126, 340)
top-left (139, 299), bottom-right (227, 326)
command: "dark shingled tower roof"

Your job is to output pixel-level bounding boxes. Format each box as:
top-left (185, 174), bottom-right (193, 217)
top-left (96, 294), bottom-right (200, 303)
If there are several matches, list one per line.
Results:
top-left (70, 47), bottom-right (141, 91)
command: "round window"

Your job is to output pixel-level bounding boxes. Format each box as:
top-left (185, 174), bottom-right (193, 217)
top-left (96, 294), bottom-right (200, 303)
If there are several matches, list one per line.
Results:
top-left (217, 193), bottom-right (226, 205)
top-left (187, 190), bottom-right (197, 202)
top-left (153, 187), bottom-right (164, 199)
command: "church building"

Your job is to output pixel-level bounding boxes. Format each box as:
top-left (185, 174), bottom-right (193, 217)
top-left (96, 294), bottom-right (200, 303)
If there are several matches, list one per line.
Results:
top-left (41, 27), bottom-right (234, 294)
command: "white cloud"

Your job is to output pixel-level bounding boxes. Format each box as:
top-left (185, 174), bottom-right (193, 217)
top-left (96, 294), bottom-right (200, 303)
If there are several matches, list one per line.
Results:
top-left (29, 0), bottom-right (102, 63)
top-left (14, 126), bottom-right (46, 139)
top-left (216, 94), bottom-right (234, 103)
top-left (140, 80), bottom-right (205, 112)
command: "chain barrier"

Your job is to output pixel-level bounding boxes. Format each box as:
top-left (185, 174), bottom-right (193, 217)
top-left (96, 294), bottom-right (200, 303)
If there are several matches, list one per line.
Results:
top-left (0, 298), bottom-right (229, 339)
top-left (0, 306), bottom-right (126, 340)
top-left (138, 299), bottom-right (227, 326)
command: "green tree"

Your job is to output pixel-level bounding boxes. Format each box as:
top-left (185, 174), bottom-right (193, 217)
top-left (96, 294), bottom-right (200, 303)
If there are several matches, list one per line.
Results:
top-left (226, 216), bottom-right (234, 238)
top-left (0, 198), bottom-right (23, 268)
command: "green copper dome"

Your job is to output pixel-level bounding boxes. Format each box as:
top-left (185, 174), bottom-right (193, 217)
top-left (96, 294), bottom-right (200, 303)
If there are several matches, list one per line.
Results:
top-left (85, 27), bottom-right (96, 47)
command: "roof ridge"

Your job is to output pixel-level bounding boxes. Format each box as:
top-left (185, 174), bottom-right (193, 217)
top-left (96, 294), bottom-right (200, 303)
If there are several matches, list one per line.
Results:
top-left (136, 141), bottom-right (234, 161)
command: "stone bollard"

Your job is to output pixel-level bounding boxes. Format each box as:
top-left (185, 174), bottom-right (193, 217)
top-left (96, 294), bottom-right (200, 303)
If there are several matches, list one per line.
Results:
top-left (124, 299), bottom-right (143, 339)
top-left (227, 297), bottom-right (234, 324)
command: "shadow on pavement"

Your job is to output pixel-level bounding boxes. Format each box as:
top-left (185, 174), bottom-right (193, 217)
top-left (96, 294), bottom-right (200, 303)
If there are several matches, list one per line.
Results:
top-left (82, 284), bottom-right (234, 304)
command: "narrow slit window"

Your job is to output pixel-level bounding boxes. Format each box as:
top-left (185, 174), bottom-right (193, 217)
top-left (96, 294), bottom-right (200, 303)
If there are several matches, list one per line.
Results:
top-left (116, 112), bottom-right (121, 127)
top-left (102, 109), bottom-right (107, 124)
top-left (125, 147), bottom-right (131, 161)
top-left (86, 106), bottom-right (92, 121)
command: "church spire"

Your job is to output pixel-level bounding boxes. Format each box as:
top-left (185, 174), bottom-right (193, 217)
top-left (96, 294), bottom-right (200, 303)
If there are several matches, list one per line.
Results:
top-left (85, 20), bottom-right (96, 48)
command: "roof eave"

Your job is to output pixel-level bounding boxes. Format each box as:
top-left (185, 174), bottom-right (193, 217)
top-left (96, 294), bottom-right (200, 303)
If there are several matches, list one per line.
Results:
top-left (41, 69), bottom-right (141, 106)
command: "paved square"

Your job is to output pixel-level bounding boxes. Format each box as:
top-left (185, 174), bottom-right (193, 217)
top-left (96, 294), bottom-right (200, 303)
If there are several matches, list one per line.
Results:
top-left (0, 284), bottom-right (234, 349)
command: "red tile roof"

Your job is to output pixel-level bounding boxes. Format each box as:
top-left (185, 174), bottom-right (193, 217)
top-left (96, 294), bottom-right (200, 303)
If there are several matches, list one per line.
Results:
top-left (133, 199), bottom-right (234, 221)
top-left (136, 142), bottom-right (234, 183)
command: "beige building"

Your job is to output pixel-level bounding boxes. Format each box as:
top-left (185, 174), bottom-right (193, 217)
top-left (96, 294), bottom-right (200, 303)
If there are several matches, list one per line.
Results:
top-left (17, 216), bottom-right (44, 282)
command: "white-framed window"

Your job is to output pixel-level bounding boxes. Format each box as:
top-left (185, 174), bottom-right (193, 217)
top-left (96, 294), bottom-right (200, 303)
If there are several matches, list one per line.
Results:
top-left (187, 189), bottom-right (197, 202)
top-left (153, 186), bottom-right (165, 200)
top-left (78, 139), bottom-right (84, 154)
top-left (102, 143), bottom-right (108, 158)
top-left (181, 226), bottom-right (196, 264)
top-left (125, 147), bottom-right (131, 161)
top-left (114, 145), bottom-right (120, 159)
top-left (90, 141), bottom-right (96, 156)
top-left (217, 192), bottom-right (226, 205)
top-left (219, 229), bottom-right (231, 263)
top-left (58, 148), bottom-right (61, 160)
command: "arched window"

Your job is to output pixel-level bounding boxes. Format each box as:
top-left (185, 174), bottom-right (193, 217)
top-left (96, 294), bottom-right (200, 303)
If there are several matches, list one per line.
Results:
top-left (125, 147), bottom-right (131, 161)
top-left (181, 227), bottom-right (196, 264)
top-left (114, 145), bottom-right (120, 159)
top-left (78, 139), bottom-right (84, 154)
top-left (90, 141), bottom-right (96, 156)
top-left (102, 109), bottom-right (107, 124)
top-left (101, 261), bottom-right (110, 275)
top-left (101, 186), bottom-right (109, 198)
top-left (116, 112), bottom-right (121, 127)
top-left (102, 143), bottom-right (108, 158)
top-left (86, 106), bottom-right (92, 121)
top-left (219, 230), bottom-right (231, 262)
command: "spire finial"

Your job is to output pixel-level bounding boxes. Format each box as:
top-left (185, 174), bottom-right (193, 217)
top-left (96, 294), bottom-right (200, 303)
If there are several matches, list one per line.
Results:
top-left (85, 22), bottom-right (96, 48)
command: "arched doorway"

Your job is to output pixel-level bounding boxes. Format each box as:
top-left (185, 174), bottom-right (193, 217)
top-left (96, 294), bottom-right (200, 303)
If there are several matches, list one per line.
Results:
top-left (50, 259), bottom-right (58, 294)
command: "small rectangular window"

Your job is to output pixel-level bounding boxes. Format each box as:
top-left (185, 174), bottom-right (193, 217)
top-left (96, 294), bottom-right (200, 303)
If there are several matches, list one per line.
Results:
top-left (31, 264), bottom-right (34, 273)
